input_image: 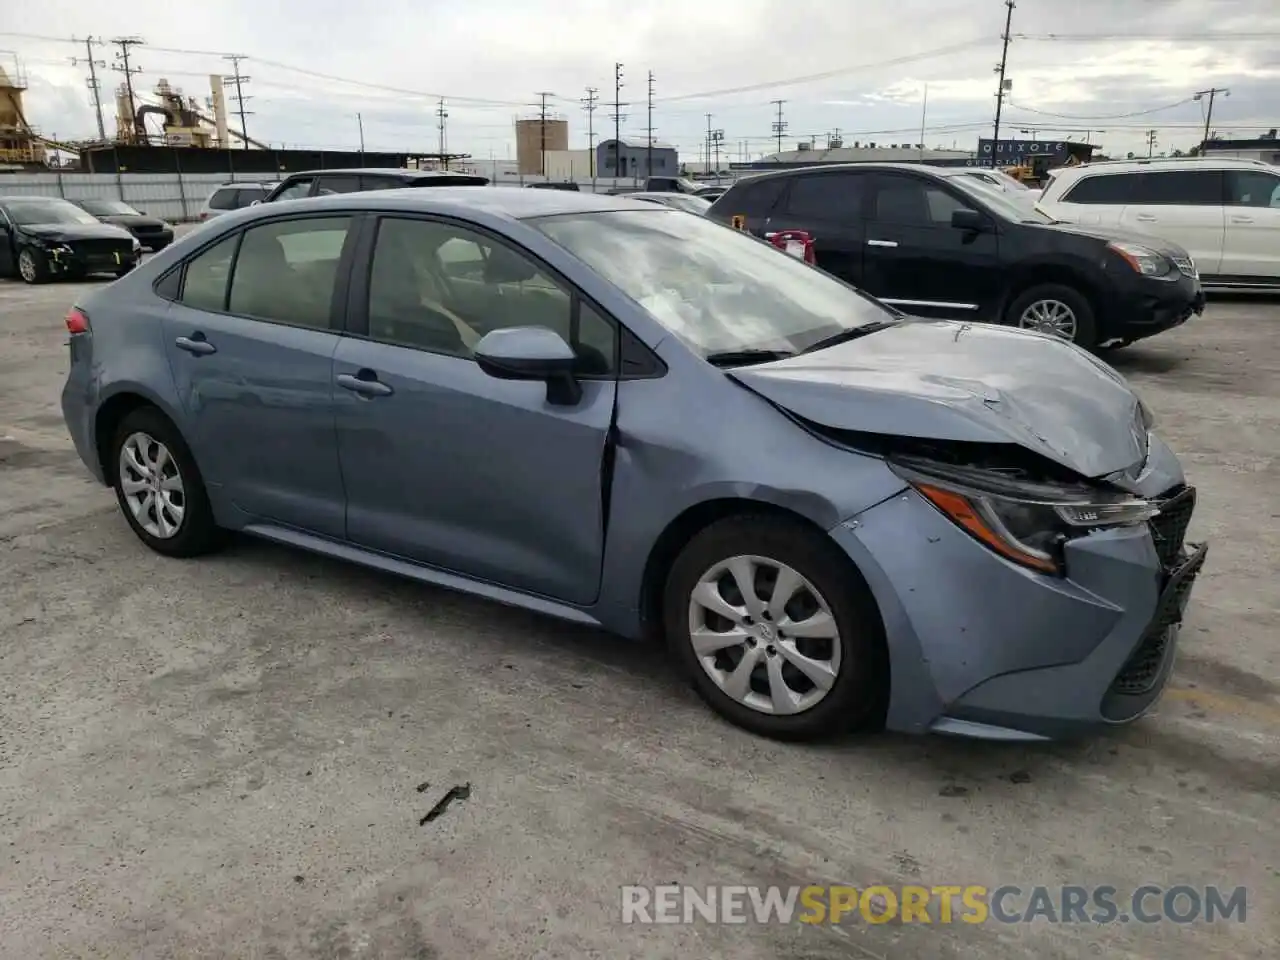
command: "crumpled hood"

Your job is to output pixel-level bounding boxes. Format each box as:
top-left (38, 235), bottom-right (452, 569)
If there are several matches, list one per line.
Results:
top-left (21, 222), bottom-right (136, 243)
top-left (729, 319), bottom-right (1147, 479)
top-left (99, 214), bottom-right (169, 230)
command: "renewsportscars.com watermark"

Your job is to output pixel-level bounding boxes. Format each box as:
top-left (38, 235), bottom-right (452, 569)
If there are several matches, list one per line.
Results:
top-left (620, 884), bottom-right (1248, 926)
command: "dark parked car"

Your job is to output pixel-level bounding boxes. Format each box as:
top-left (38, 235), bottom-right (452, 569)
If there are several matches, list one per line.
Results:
top-left (0, 195), bottom-right (140, 284)
top-left (69, 198), bottom-right (175, 251)
top-left (59, 188), bottom-right (1205, 743)
top-left (528, 181), bottom-right (581, 191)
top-left (262, 168), bottom-right (489, 203)
top-left (199, 181), bottom-right (278, 222)
top-left (707, 163), bottom-right (1206, 349)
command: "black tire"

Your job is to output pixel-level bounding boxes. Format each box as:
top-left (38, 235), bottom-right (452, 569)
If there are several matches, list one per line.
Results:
top-left (1005, 283), bottom-right (1098, 349)
top-left (114, 260), bottom-right (138, 279)
top-left (663, 515), bottom-right (888, 741)
top-left (16, 246), bottom-right (49, 285)
top-left (110, 406), bottom-right (224, 558)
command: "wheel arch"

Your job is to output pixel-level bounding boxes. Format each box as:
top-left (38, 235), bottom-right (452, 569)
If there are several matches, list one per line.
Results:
top-left (93, 388), bottom-right (190, 483)
top-left (1001, 261), bottom-right (1103, 325)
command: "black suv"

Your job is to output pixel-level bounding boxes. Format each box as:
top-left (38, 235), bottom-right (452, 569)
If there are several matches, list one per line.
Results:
top-left (262, 168), bottom-right (488, 203)
top-left (707, 163), bottom-right (1206, 349)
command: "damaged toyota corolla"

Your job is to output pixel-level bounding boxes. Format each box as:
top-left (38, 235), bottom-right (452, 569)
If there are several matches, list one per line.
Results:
top-left (61, 189), bottom-right (1206, 743)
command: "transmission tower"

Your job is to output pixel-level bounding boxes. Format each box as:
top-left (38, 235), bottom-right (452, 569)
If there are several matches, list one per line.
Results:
top-left (610, 63), bottom-right (628, 178)
top-left (437, 99), bottom-right (449, 168)
top-left (992, 0), bottom-right (1016, 146)
top-left (110, 37), bottom-right (144, 143)
top-left (770, 99), bottom-right (787, 155)
top-left (71, 37), bottom-right (108, 141)
top-left (582, 86), bottom-right (599, 177)
top-left (535, 91), bottom-right (555, 177)
top-left (222, 54), bottom-right (252, 149)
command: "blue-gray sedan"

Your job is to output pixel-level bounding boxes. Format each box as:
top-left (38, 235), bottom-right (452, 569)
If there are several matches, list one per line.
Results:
top-left (60, 187), bottom-right (1207, 742)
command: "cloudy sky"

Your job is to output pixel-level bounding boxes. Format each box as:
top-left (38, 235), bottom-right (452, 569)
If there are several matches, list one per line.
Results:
top-left (5, 0), bottom-right (1279, 164)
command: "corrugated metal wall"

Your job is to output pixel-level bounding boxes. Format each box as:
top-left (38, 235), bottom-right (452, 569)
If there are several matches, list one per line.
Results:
top-left (0, 172), bottom-right (648, 222)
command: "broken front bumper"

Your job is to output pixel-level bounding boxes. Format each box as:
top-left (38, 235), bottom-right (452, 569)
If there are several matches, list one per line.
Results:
top-left (829, 483), bottom-right (1207, 741)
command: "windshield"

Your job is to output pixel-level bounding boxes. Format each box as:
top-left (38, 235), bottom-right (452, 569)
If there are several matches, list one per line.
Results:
top-left (80, 199), bottom-right (141, 216)
top-left (533, 209), bottom-right (895, 359)
top-left (5, 198), bottom-right (103, 226)
top-left (950, 176), bottom-right (1054, 224)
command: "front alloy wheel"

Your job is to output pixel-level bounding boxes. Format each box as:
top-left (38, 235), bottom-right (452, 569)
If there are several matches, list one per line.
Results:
top-left (118, 431), bottom-right (186, 538)
top-left (17, 248), bottom-right (46, 284)
top-left (1018, 299), bottom-right (1078, 340)
top-left (688, 555), bottom-right (841, 715)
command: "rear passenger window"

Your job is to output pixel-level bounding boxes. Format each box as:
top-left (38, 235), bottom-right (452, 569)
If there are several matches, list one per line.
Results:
top-left (360, 176), bottom-right (401, 191)
top-left (180, 234), bottom-right (239, 311)
top-left (1130, 170), bottom-right (1222, 205)
top-left (315, 175), bottom-right (362, 195)
top-left (227, 217), bottom-right (353, 329)
top-left (207, 188), bottom-right (238, 210)
top-left (1226, 170), bottom-right (1280, 207)
top-left (1062, 174), bottom-right (1134, 204)
top-left (784, 174), bottom-right (864, 220)
top-left (727, 178), bottom-right (785, 215)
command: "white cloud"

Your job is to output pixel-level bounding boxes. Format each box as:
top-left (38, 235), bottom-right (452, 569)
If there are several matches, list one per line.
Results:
top-left (6, 0), bottom-right (1280, 162)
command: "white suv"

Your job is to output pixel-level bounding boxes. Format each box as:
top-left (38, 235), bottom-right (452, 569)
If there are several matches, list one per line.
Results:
top-left (1037, 157), bottom-right (1280, 288)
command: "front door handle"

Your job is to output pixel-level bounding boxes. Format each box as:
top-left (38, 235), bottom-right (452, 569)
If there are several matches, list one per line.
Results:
top-left (1134, 214), bottom-right (1157, 222)
top-left (1231, 216), bottom-right (1254, 224)
top-left (867, 239), bottom-right (898, 248)
top-left (175, 334), bottom-right (216, 355)
top-left (336, 371), bottom-right (393, 397)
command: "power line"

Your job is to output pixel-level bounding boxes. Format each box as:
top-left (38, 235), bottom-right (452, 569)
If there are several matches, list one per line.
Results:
top-left (109, 36), bottom-right (144, 144)
top-left (1005, 97), bottom-right (1195, 121)
top-left (1014, 31), bottom-right (1280, 42)
top-left (582, 86), bottom-right (599, 178)
top-left (223, 54), bottom-right (252, 149)
top-left (70, 36), bottom-right (107, 141)
top-left (992, 0), bottom-right (1015, 145)
top-left (654, 39), bottom-right (993, 103)
top-left (770, 99), bottom-right (787, 154)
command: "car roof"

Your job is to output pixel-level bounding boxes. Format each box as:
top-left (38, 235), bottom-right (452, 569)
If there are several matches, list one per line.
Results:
top-left (721, 162), bottom-right (954, 187)
top-left (1047, 156), bottom-right (1274, 182)
top-left (219, 185), bottom-right (664, 223)
top-left (280, 167), bottom-right (484, 180)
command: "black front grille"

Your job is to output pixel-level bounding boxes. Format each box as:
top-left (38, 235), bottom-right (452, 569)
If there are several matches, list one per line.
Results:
top-left (1110, 546), bottom-right (1207, 696)
top-left (72, 238), bottom-right (133, 257)
top-left (1149, 485), bottom-right (1195, 570)
top-left (132, 224), bottom-right (165, 235)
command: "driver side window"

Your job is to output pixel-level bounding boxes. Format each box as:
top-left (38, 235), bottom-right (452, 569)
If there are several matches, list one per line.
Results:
top-left (273, 179), bottom-right (314, 202)
top-left (364, 217), bottom-right (617, 374)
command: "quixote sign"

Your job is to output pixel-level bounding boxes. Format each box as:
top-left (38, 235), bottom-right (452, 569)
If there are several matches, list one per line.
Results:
top-left (973, 139), bottom-right (1072, 168)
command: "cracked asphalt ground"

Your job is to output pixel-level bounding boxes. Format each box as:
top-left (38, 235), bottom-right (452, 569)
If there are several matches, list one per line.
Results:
top-left (1, 249), bottom-right (1277, 958)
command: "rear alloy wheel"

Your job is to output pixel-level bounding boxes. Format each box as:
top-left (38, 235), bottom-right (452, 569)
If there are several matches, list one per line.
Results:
top-left (111, 407), bottom-right (223, 558)
top-left (664, 516), bottom-right (887, 740)
top-left (1006, 283), bottom-right (1097, 349)
top-left (17, 248), bottom-right (48, 284)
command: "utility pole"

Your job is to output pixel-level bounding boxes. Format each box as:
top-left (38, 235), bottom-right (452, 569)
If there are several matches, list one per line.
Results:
top-left (71, 37), bottom-right (108, 141)
top-left (770, 99), bottom-right (787, 156)
top-left (646, 71), bottom-right (655, 178)
top-left (356, 113), bottom-right (365, 160)
top-left (991, 0), bottom-right (1016, 149)
top-left (436, 99), bottom-right (448, 168)
top-left (582, 86), bottom-right (599, 180)
top-left (535, 92), bottom-right (554, 177)
top-left (1193, 87), bottom-right (1230, 149)
top-left (1145, 129), bottom-right (1158, 158)
top-left (826, 128), bottom-right (843, 149)
top-left (611, 62), bottom-right (627, 179)
top-left (705, 114), bottom-right (713, 172)
top-left (110, 37), bottom-right (144, 144)
top-left (222, 54), bottom-right (252, 149)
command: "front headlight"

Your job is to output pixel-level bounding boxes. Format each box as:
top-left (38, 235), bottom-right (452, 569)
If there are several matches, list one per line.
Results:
top-left (1108, 240), bottom-right (1174, 280)
top-left (890, 457), bottom-right (1158, 575)
top-left (131, 238), bottom-right (142, 252)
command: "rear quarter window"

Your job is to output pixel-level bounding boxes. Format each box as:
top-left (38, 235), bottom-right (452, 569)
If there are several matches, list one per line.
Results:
top-left (716, 177), bottom-right (786, 217)
top-left (1060, 174), bottom-right (1135, 204)
top-left (207, 188), bottom-right (239, 210)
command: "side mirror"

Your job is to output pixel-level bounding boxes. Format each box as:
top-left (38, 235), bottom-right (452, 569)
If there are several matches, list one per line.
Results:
top-left (951, 208), bottom-right (989, 232)
top-left (474, 326), bottom-right (581, 405)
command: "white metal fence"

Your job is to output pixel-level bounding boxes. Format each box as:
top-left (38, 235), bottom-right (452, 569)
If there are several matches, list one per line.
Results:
top-left (0, 171), bottom-right (650, 223)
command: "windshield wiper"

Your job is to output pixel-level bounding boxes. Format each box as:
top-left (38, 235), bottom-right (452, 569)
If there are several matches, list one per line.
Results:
top-left (703, 349), bottom-right (794, 368)
top-left (798, 319), bottom-right (898, 355)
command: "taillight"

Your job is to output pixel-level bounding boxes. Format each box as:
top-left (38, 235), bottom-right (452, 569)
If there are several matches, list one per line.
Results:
top-left (65, 307), bottom-right (91, 335)
top-left (199, 211), bottom-right (209, 220)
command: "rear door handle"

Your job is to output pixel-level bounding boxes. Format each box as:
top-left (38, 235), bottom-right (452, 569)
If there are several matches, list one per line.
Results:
top-left (867, 239), bottom-right (898, 248)
top-left (336, 371), bottom-right (393, 397)
top-left (175, 335), bottom-right (216, 355)
top-left (1134, 215), bottom-right (1158, 222)
top-left (1231, 216), bottom-right (1254, 224)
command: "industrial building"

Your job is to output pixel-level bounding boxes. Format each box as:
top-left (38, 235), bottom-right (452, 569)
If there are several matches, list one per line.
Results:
top-left (735, 143), bottom-right (977, 171)
top-left (0, 60), bottom-right (47, 167)
top-left (597, 137), bottom-right (679, 178)
top-left (515, 117), bottom-right (569, 175)
top-left (1200, 131), bottom-right (1280, 164)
